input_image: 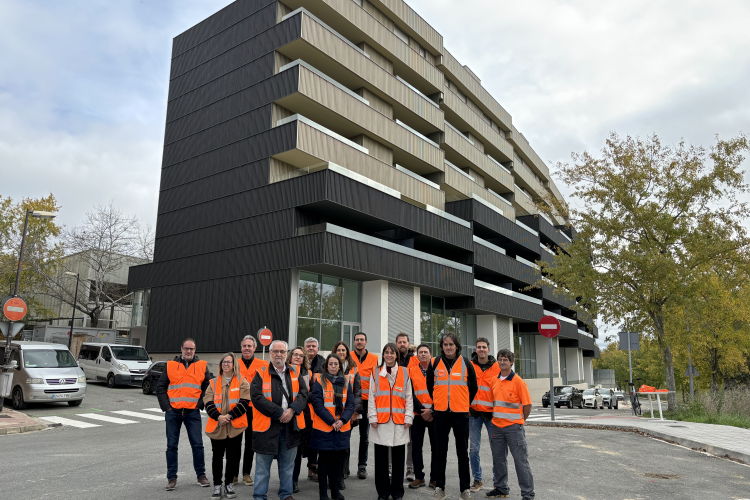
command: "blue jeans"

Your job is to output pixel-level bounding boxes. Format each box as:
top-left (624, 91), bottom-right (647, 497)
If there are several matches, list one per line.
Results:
top-left (165, 408), bottom-right (205, 480)
top-left (469, 414), bottom-right (494, 482)
top-left (254, 428), bottom-right (298, 500)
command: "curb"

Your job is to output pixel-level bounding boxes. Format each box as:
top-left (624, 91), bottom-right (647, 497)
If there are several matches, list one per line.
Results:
top-left (0, 422), bottom-right (61, 435)
top-left (526, 420), bottom-right (750, 465)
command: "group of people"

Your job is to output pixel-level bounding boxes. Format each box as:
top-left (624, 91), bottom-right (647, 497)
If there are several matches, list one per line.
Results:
top-left (156, 331), bottom-right (536, 500)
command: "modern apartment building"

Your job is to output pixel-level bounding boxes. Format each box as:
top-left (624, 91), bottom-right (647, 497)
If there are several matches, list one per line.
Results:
top-left (128, 0), bottom-right (599, 396)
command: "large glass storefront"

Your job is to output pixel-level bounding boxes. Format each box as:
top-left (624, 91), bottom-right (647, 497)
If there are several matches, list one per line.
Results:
top-left (296, 272), bottom-right (361, 351)
top-left (513, 332), bottom-right (537, 379)
top-left (420, 294), bottom-right (477, 356)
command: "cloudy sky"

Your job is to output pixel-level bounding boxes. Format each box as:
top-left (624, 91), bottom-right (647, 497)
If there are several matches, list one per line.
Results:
top-left (2, 0), bottom-right (749, 339)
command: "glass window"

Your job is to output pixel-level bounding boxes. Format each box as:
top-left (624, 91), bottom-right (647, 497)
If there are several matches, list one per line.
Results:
top-left (111, 346), bottom-right (149, 361)
top-left (514, 333), bottom-right (537, 379)
top-left (321, 320), bottom-right (342, 352)
top-left (297, 318), bottom-right (320, 343)
top-left (23, 349), bottom-right (77, 368)
top-left (298, 272), bottom-right (321, 319)
top-left (342, 280), bottom-right (361, 322)
top-left (321, 276), bottom-right (342, 321)
top-left (420, 294), bottom-right (476, 355)
top-left (296, 272), bottom-right (361, 348)
top-left (431, 296), bottom-right (445, 344)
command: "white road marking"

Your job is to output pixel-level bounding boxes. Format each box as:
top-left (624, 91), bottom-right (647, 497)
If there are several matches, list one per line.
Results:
top-left (40, 416), bottom-right (101, 428)
top-left (76, 413), bottom-right (138, 424)
top-left (142, 408), bottom-right (163, 413)
top-left (112, 410), bottom-right (165, 421)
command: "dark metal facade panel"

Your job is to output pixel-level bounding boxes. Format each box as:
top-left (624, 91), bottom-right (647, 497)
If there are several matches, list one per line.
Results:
top-left (172, 0), bottom-right (278, 58)
top-left (158, 120), bottom-right (297, 192)
top-left (170, 2), bottom-right (278, 79)
top-left (578, 334), bottom-right (595, 351)
top-left (168, 16), bottom-right (301, 101)
top-left (446, 200), bottom-right (540, 254)
top-left (538, 216), bottom-right (571, 251)
top-left (157, 159), bottom-right (270, 215)
top-left (456, 287), bottom-right (544, 322)
top-left (146, 269), bottom-right (293, 353)
top-left (323, 233), bottom-right (474, 296)
top-left (164, 69), bottom-right (298, 147)
top-left (539, 249), bottom-right (555, 267)
top-left (473, 243), bottom-right (536, 285)
top-left (166, 52), bottom-right (276, 123)
top-left (153, 209), bottom-right (296, 262)
top-left (558, 321), bottom-right (579, 340)
top-left (541, 284), bottom-right (576, 309)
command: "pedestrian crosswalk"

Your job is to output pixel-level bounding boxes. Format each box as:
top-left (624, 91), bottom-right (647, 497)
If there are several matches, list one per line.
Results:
top-left (40, 408), bottom-right (207, 429)
top-left (525, 414), bottom-right (581, 422)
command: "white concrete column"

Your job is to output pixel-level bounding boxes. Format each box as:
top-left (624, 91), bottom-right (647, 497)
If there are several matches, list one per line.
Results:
top-left (362, 280), bottom-right (389, 354)
top-left (536, 336), bottom-right (560, 378)
top-left (583, 357), bottom-right (594, 386)
top-left (565, 348), bottom-right (581, 384)
top-left (476, 315), bottom-right (497, 355)
top-left (497, 316), bottom-right (513, 354)
top-left (413, 287), bottom-right (421, 345)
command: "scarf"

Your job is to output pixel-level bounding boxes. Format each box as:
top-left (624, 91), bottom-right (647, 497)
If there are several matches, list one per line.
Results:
top-left (325, 372), bottom-right (346, 418)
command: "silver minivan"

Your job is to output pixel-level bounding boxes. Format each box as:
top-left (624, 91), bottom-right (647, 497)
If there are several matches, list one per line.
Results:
top-left (78, 343), bottom-right (152, 388)
top-left (1, 341), bottom-right (87, 410)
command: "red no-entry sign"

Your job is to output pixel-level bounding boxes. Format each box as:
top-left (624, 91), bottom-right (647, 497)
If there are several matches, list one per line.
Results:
top-left (257, 327), bottom-right (273, 346)
top-left (3, 297), bottom-right (27, 322)
top-left (538, 315), bottom-right (561, 338)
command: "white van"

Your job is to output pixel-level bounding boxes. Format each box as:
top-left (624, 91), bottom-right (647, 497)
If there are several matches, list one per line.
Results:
top-left (78, 343), bottom-right (152, 388)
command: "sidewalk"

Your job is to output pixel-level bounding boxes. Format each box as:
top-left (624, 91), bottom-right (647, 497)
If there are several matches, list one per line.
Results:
top-left (0, 408), bottom-right (60, 435)
top-left (526, 413), bottom-right (750, 464)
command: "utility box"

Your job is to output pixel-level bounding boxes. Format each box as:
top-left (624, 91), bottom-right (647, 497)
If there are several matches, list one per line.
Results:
top-left (594, 369), bottom-right (617, 388)
top-left (32, 325), bottom-right (117, 346)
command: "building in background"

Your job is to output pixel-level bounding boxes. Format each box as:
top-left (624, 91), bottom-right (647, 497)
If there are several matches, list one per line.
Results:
top-left (128, 0), bottom-right (599, 398)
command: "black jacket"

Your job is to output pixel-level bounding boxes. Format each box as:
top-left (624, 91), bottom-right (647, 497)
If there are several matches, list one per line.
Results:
top-left (156, 355), bottom-right (211, 412)
top-left (309, 354), bottom-right (326, 374)
top-left (250, 361), bottom-right (309, 454)
top-left (400, 351), bottom-right (415, 367)
top-left (426, 354), bottom-right (478, 412)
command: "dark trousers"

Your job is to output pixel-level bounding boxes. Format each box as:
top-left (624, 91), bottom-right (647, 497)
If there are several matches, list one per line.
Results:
top-left (211, 434), bottom-right (242, 486)
top-left (411, 415), bottom-right (435, 481)
top-left (318, 450), bottom-right (342, 499)
top-left (165, 408), bottom-right (205, 480)
top-left (341, 448), bottom-right (350, 479)
top-left (240, 423), bottom-right (255, 476)
top-left (433, 411), bottom-right (470, 492)
top-left (307, 446), bottom-right (318, 469)
top-left (357, 411), bottom-right (370, 466)
top-left (375, 444), bottom-right (404, 499)
top-left (293, 443), bottom-right (303, 482)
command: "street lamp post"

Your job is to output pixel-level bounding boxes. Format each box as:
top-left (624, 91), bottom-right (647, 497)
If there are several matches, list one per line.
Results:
top-left (65, 272), bottom-right (80, 351)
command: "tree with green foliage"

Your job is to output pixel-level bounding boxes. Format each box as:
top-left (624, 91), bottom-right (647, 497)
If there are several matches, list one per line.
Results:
top-left (541, 133), bottom-right (750, 411)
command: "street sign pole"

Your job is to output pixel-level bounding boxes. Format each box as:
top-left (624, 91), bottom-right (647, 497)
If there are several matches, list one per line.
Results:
top-left (548, 336), bottom-right (554, 422)
top-left (538, 315), bottom-right (561, 422)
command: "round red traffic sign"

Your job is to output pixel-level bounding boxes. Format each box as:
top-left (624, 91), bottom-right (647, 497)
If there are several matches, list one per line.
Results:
top-left (257, 327), bottom-right (273, 346)
top-left (538, 315), bottom-right (561, 338)
top-left (3, 297), bottom-right (27, 322)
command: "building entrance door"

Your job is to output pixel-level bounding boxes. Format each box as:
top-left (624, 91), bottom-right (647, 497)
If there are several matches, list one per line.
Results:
top-left (342, 323), bottom-right (361, 347)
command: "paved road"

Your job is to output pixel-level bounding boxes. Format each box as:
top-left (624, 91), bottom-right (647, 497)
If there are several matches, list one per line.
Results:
top-left (4, 384), bottom-right (749, 500)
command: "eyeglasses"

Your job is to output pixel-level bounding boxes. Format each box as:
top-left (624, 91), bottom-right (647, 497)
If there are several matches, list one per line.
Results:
top-left (292, 353), bottom-right (304, 358)
top-left (271, 350), bottom-right (287, 355)
top-left (182, 347), bottom-right (195, 351)
top-left (221, 361), bottom-right (233, 365)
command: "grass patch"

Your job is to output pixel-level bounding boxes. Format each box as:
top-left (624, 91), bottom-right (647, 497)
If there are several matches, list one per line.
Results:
top-left (663, 387), bottom-right (750, 429)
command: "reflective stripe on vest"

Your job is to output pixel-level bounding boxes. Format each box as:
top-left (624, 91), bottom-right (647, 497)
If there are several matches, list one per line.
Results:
top-left (239, 357), bottom-right (266, 407)
top-left (470, 362), bottom-right (500, 412)
top-left (433, 357), bottom-right (469, 412)
top-left (374, 366), bottom-right (408, 424)
top-left (312, 373), bottom-right (351, 432)
top-left (205, 376), bottom-right (248, 433)
top-left (491, 377), bottom-right (525, 427)
top-left (252, 365), bottom-right (306, 432)
top-left (354, 353), bottom-right (379, 400)
top-left (166, 360), bottom-right (207, 409)
top-left (409, 365), bottom-right (433, 414)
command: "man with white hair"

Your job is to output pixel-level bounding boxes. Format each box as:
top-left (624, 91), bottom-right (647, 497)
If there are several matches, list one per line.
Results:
top-left (251, 340), bottom-right (309, 500)
top-left (237, 335), bottom-right (267, 486)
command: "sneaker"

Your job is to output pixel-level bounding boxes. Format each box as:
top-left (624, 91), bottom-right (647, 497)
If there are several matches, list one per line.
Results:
top-left (232, 476), bottom-right (238, 485)
top-left (198, 476), bottom-right (211, 487)
top-left (409, 479), bottom-right (426, 489)
top-left (293, 482), bottom-right (300, 493)
top-left (243, 474), bottom-right (254, 486)
top-left (470, 480), bottom-right (483, 492)
top-left (405, 467), bottom-right (415, 482)
top-left (166, 478), bottom-right (177, 491)
top-left (225, 483), bottom-right (236, 499)
top-left (309, 467), bottom-right (319, 482)
top-left (460, 489), bottom-right (472, 500)
top-left (429, 481), bottom-right (436, 489)
top-left (433, 487), bottom-right (446, 500)
top-left (485, 488), bottom-right (509, 498)
top-left (211, 485), bottom-right (222, 499)
top-left (357, 467), bottom-right (367, 479)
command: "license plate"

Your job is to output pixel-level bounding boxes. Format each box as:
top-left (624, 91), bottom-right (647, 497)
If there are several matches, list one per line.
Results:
top-left (133, 376), bottom-right (143, 381)
top-left (53, 393), bottom-right (71, 399)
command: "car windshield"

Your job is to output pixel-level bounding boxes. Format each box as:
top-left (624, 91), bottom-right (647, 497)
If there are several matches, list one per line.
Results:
top-left (23, 349), bottom-right (77, 368)
top-left (554, 387), bottom-right (573, 394)
top-left (582, 389), bottom-right (596, 395)
top-left (111, 346), bottom-right (150, 361)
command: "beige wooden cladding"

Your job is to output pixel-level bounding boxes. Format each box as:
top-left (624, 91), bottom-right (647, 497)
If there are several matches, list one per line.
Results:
top-left (512, 160), bottom-right (548, 200)
top-left (441, 49), bottom-right (512, 131)
top-left (358, 42), bottom-right (393, 73)
top-left (443, 125), bottom-right (514, 192)
top-left (513, 185), bottom-right (537, 216)
top-left (275, 52), bottom-right (293, 72)
top-left (440, 165), bottom-right (513, 218)
top-left (356, 87), bottom-right (393, 119)
top-left (277, 1), bottom-right (292, 21)
top-left (297, 65), bottom-right (444, 172)
top-left (351, 134), bottom-right (393, 164)
top-left (299, 14), bottom-right (444, 130)
top-left (367, 0), bottom-right (443, 55)
top-left (510, 125), bottom-right (550, 179)
top-left (294, 121), bottom-right (445, 208)
top-left (547, 178), bottom-right (565, 205)
top-left (442, 90), bottom-right (514, 161)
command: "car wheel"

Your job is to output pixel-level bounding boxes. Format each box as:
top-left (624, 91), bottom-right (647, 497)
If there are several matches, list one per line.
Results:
top-left (106, 373), bottom-right (116, 388)
top-left (12, 386), bottom-right (28, 410)
top-left (543, 403), bottom-right (548, 408)
top-left (567, 400), bottom-right (573, 409)
top-left (142, 379), bottom-right (152, 395)
top-left (578, 401), bottom-right (583, 409)
top-left (68, 399), bottom-right (83, 407)
top-left (615, 401), bottom-right (619, 410)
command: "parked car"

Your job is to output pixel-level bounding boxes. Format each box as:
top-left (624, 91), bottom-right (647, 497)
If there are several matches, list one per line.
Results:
top-left (1, 341), bottom-right (87, 410)
top-left (542, 385), bottom-right (584, 408)
top-left (141, 361), bottom-right (167, 395)
top-left (614, 390), bottom-right (625, 402)
top-left (78, 343), bottom-right (152, 388)
top-left (598, 388), bottom-right (618, 409)
top-left (582, 388), bottom-right (604, 409)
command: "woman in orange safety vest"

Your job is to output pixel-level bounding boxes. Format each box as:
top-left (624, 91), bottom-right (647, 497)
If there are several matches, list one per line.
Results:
top-left (203, 352), bottom-right (250, 500)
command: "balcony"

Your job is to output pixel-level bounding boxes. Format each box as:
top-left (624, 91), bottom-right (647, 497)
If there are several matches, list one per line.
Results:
top-left (470, 280), bottom-right (543, 322)
top-left (439, 161), bottom-right (510, 215)
top-left (513, 185), bottom-right (537, 215)
top-left (508, 125), bottom-right (549, 179)
top-left (511, 158), bottom-right (548, 201)
top-left (517, 214), bottom-right (571, 252)
top-left (365, 0), bottom-right (443, 56)
top-left (473, 239), bottom-right (537, 287)
top-left (442, 124), bottom-right (514, 195)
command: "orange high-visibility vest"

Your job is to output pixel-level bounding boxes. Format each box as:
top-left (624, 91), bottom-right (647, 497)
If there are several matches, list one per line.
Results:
top-left (205, 376), bottom-right (248, 432)
top-left (490, 375), bottom-right (525, 428)
top-left (409, 364), bottom-right (433, 415)
top-left (373, 366), bottom-right (409, 424)
top-left (470, 361), bottom-right (500, 412)
top-left (239, 356), bottom-right (267, 407)
top-left (312, 373), bottom-right (352, 432)
top-left (167, 360), bottom-right (207, 409)
top-left (252, 365), bottom-right (305, 431)
top-left (353, 352), bottom-right (379, 400)
top-left (432, 356), bottom-right (469, 412)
